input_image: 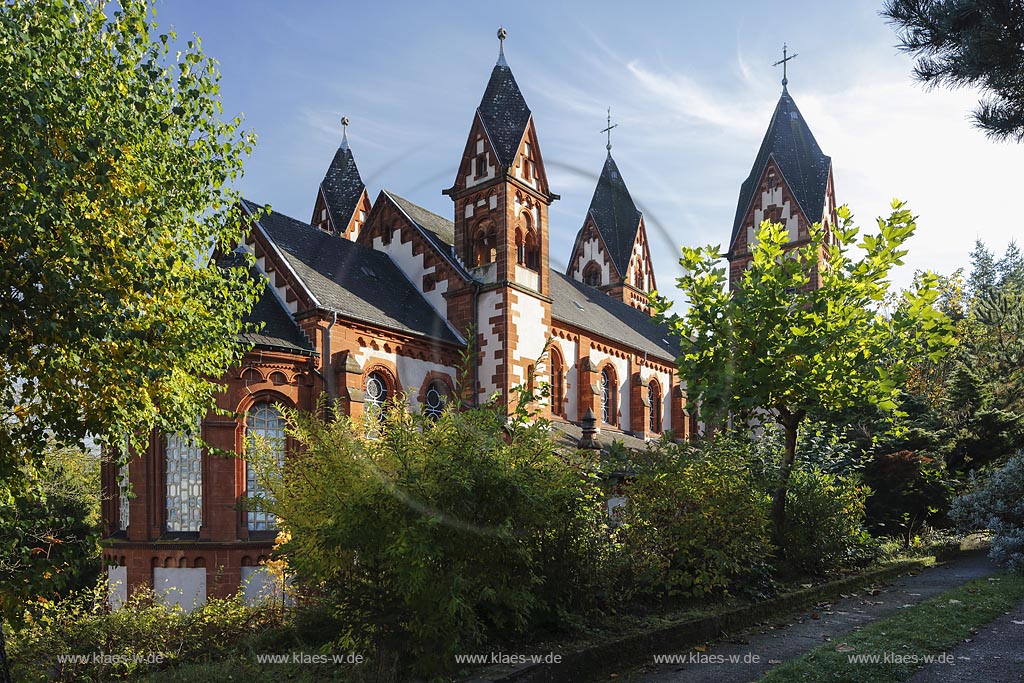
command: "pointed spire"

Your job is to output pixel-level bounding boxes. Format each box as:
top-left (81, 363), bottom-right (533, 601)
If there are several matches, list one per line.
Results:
top-left (318, 117), bottom-right (365, 232)
top-left (728, 86), bottom-right (831, 256)
top-left (496, 26), bottom-right (508, 67)
top-left (477, 28), bottom-right (531, 168)
top-left (586, 154), bottom-right (642, 277)
top-left (339, 115), bottom-right (350, 151)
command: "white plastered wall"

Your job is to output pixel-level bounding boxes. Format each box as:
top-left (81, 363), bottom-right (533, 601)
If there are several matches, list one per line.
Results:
top-left (107, 565), bottom-right (127, 610)
top-left (572, 238), bottom-right (611, 285)
top-left (371, 227), bottom-right (449, 317)
top-left (153, 567), bottom-right (206, 612)
top-left (352, 347), bottom-right (457, 411)
top-left (641, 366), bottom-right (673, 433)
top-left (749, 185), bottom-right (800, 246)
top-left (508, 294), bottom-right (549, 398)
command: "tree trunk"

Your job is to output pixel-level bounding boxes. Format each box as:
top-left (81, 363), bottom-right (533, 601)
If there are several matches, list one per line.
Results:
top-left (0, 616), bottom-right (13, 683)
top-left (770, 408), bottom-right (804, 551)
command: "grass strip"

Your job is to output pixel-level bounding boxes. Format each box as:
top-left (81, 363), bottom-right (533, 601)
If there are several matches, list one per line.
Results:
top-left (761, 572), bottom-right (1024, 683)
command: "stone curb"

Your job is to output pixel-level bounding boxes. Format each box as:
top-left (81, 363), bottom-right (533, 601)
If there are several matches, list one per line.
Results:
top-left (462, 557), bottom-right (933, 683)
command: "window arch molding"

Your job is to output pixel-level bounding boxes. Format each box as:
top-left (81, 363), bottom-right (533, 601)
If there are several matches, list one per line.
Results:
top-left (362, 364), bottom-right (399, 414)
top-left (472, 220), bottom-right (497, 266)
top-left (647, 377), bottom-right (663, 434)
top-left (582, 260), bottom-right (602, 287)
top-left (418, 372), bottom-right (455, 420)
top-left (241, 397), bottom-right (290, 532)
top-left (599, 363), bottom-right (618, 426)
top-left (549, 346), bottom-right (565, 418)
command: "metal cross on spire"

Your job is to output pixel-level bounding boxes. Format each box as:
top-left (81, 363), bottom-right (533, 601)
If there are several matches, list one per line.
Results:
top-left (772, 43), bottom-right (798, 88)
top-left (340, 115), bottom-right (350, 150)
top-left (600, 107), bottom-right (618, 153)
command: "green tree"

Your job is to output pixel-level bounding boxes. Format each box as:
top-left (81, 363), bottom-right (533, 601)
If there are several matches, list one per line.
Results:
top-left (0, 1), bottom-right (260, 677)
top-left (653, 202), bottom-right (954, 547)
top-left (883, 0), bottom-right (1024, 142)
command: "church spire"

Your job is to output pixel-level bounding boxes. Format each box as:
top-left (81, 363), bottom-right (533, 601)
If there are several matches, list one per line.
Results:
top-left (311, 116), bottom-right (371, 239)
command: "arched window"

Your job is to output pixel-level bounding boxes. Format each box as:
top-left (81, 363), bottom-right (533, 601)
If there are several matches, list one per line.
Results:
top-left (515, 228), bottom-right (525, 265)
top-left (166, 431), bottom-right (202, 532)
top-left (365, 371), bottom-right (390, 416)
top-left (473, 223), bottom-right (496, 266)
top-left (246, 402), bottom-right (285, 532)
top-left (600, 366), bottom-right (616, 425)
top-left (583, 261), bottom-right (602, 287)
top-left (634, 269), bottom-right (645, 291)
top-left (524, 230), bottom-right (540, 271)
top-left (423, 380), bottom-right (447, 420)
top-left (648, 381), bottom-right (661, 434)
top-left (550, 347), bottom-right (565, 417)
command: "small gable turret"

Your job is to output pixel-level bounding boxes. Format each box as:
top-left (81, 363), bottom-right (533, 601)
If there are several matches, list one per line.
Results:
top-left (311, 117), bottom-right (372, 240)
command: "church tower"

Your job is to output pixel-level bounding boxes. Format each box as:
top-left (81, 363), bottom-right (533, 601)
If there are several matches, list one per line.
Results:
top-left (443, 29), bottom-right (557, 415)
top-left (727, 50), bottom-right (837, 290)
top-left (568, 119), bottom-right (656, 314)
top-left (311, 117), bottom-right (372, 240)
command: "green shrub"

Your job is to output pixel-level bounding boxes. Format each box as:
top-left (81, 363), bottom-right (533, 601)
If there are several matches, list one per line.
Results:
top-left (261, 400), bottom-right (610, 677)
top-left (8, 583), bottom-right (285, 681)
top-left (782, 467), bottom-right (878, 574)
top-left (951, 451), bottom-right (1024, 573)
top-left (614, 441), bottom-right (774, 598)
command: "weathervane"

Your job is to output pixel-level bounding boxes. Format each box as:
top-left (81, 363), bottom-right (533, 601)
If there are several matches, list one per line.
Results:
top-left (340, 115), bottom-right (350, 150)
top-left (497, 27), bottom-right (507, 66)
top-left (772, 43), bottom-right (798, 88)
top-left (600, 107), bottom-right (618, 152)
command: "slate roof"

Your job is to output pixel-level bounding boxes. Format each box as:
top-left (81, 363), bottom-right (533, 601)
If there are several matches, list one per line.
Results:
top-left (729, 87), bottom-right (832, 256)
top-left (242, 284), bottom-right (315, 354)
top-left (550, 271), bottom-right (677, 363)
top-left (216, 252), bottom-right (315, 355)
top-left (477, 60), bottom-right (532, 168)
top-left (586, 153), bottom-right (643, 278)
top-left (242, 201), bottom-right (463, 347)
top-left (383, 190), bottom-right (472, 280)
top-left (319, 140), bottom-right (365, 231)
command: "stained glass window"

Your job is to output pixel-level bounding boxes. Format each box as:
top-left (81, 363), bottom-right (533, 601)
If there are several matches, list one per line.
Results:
top-left (165, 433), bottom-right (202, 532)
top-left (246, 402), bottom-right (285, 531)
top-left (118, 461), bottom-right (130, 531)
top-left (601, 368), bottom-right (614, 424)
top-left (648, 382), bottom-right (661, 433)
top-left (423, 381), bottom-right (446, 420)
top-left (365, 372), bottom-right (388, 414)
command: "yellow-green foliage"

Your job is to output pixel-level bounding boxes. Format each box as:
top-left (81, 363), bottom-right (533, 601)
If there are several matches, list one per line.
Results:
top-left (615, 444), bottom-right (774, 598)
top-left (260, 401), bottom-right (611, 677)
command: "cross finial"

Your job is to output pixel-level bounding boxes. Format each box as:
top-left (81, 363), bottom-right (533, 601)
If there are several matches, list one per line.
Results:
top-left (497, 27), bottom-right (508, 66)
top-left (600, 107), bottom-right (618, 153)
top-left (340, 115), bottom-right (350, 150)
top-left (772, 43), bottom-right (798, 89)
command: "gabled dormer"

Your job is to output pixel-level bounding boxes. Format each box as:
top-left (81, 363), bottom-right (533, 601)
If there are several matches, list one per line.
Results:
top-left (568, 151), bottom-right (654, 313)
top-left (727, 83), bottom-right (837, 289)
top-left (311, 117), bottom-right (372, 241)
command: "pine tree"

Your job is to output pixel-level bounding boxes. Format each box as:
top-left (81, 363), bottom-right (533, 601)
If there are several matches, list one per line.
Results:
top-left (883, 0), bottom-right (1024, 142)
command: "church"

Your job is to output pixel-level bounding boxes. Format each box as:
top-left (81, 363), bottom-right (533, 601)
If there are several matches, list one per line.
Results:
top-left (100, 32), bottom-right (837, 608)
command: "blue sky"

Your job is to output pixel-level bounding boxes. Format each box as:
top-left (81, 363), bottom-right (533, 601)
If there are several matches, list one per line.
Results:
top-left (154, 0), bottom-right (1019, 291)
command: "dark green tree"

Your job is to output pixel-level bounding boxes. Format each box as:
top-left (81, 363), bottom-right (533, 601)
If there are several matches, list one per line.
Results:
top-left (883, 0), bottom-right (1024, 142)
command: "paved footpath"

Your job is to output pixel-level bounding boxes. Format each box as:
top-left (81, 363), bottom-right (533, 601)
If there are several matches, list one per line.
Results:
top-left (610, 551), bottom-right (999, 683)
top-left (906, 595), bottom-right (1024, 683)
